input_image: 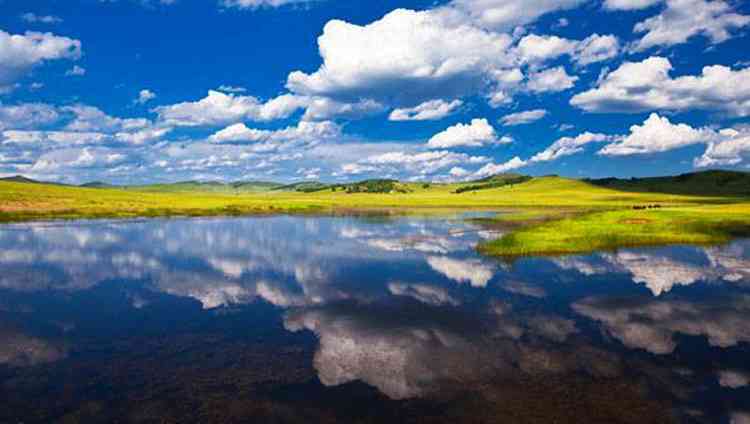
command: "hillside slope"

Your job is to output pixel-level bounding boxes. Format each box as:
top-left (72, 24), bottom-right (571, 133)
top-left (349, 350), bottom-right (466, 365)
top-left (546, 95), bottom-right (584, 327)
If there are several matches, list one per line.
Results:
top-left (587, 170), bottom-right (750, 197)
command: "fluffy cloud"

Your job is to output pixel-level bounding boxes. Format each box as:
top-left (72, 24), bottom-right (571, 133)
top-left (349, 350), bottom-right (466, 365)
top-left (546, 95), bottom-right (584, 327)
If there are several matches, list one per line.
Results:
top-left (20, 13), bottom-right (64, 24)
top-left (0, 29), bottom-right (82, 92)
top-left (0, 102), bottom-right (60, 131)
top-left (284, 6), bottom-right (619, 113)
top-left (2, 130), bottom-right (110, 148)
top-left (603, 0), bottom-right (662, 9)
top-left (516, 34), bottom-right (577, 63)
top-left (286, 9), bottom-right (517, 106)
top-left (356, 150), bottom-right (489, 176)
top-left (599, 113), bottom-right (714, 156)
top-left (454, 113), bottom-right (749, 175)
top-left (30, 147), bottom-right (131, 173)
top-left (0, 102), bottom-right (171, 166)
top-left (208, 120), bottom-right (341, 144)
top-left (486, 68), bottom-right (525, 107)
top-left (338, 163), bottom-right (378, 176)
top-left (466, 132), bottom-right (613, 176)
top-left (220, 0), bottom-right (310, 9)
top-left (208, 123), bottom-right (267, 143)
top-left (447, 0), bottom-right (587, 31)
top-left (389, 99), bottom-right (463, 121)
top-left (427, 118), bottom-right (502, 149)
top-left (155, 90), bottom-right (383, 125)
top-left (571, 57), bottom-right (750, 116)
top-left (574, 34), bottom-right (620, 66)
top-left (155, 90), bottom-right (304, 126)
top-left (63, 105), bottom-right (150, 133)
top-left (300, 97), bottom-right (385, 121)
top-left (65, 65), bottom-right (86, 77)
top-left (500, 109), bottom-right (548, 126)
top-left (216, 85), bottom-right (247, 93)
top-left (694, 128), bottom-right (750, 167)
top-left (526, 66), bottom-right (578, 93)
top-left (516, 33), bottom-right (619, 66)
top-left (114, 127), bottom-right (172, 145)
top-left (631, 0), bottom-right (750, 52)
top-left (135, 89), bottom-right (156, 105)
top-left (471, 156), bottom-right (528, 179)
top-left (531, 132), bottom-right (614, 162)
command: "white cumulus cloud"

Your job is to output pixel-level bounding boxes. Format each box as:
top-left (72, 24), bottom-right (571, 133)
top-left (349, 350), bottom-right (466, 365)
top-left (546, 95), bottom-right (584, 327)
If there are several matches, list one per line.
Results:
top-left (427, 118), bottom-right (501, 149)
top-left (208, 120), bottom-right (341, 144)
top-left (0, 29), bottom-right (82, 93)
top-left (694, 128), bottom-right (750, 167)
top-left (135, 89), bottom-right (156, 104)
top-left (571, 57), bottom-right (750, 117)
top-left (531, 132), bottom-right (615, 162)
top-left (599, 113), bottom-right (715, 156)
top-left (220, 0), bottom-right (311, 9)
top-left (527, 66), bottom-right (578, 93)
top-left (603, 0), bottom-right (662, 10)
top-left (447, 0), bottom-right (587, 31)
top-left (389, 99), bottom-right (463, 121)
top-left (500, 109), bottom-right (548, 126)
top-left (20, 13), bottom-right (64, 24)
top-left (286, 8), bottom-right (517, 107)
top-left (631, 0), bottom-right (750, 52)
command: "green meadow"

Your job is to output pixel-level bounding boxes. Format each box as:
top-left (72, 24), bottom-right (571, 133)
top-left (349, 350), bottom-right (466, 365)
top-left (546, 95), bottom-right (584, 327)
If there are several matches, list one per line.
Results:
top-left (2, 170), bottom-right (750, 257)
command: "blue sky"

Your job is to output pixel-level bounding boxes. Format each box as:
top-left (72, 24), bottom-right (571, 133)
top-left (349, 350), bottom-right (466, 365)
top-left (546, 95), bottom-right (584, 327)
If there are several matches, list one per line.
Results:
top-left (1, 0), bottom-right (749, 184)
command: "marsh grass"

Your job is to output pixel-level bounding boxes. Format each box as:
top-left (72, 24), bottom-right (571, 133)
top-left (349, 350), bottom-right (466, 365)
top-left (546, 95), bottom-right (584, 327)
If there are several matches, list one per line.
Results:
top-left (478, 206), bottom-right (750, 257)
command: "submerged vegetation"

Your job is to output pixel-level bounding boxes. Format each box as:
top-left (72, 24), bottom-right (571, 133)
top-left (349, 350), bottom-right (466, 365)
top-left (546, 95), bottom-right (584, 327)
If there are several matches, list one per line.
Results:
top-left (1, 170), bottom-right (750, 257)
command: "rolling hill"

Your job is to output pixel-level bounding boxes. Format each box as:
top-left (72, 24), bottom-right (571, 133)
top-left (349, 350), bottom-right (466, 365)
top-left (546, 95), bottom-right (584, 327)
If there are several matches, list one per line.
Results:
top-left (586, 170), bottom-right (750, 197)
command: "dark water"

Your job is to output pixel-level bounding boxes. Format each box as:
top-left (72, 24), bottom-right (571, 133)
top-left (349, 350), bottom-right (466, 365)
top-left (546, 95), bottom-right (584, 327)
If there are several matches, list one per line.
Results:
top-left (0, 214), bottom-right (748, 423)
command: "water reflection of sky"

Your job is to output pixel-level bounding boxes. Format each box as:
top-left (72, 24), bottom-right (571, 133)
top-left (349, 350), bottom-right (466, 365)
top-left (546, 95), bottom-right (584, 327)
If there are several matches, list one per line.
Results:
top-left (0, 215), bottom-right (749, 422)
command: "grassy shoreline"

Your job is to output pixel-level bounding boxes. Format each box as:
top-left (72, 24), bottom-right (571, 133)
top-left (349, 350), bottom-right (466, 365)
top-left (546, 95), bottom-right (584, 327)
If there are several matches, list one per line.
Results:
top-left (476, 205), bottom-right (750, 257)
top-left (2, 177), bottom-right (750, 257)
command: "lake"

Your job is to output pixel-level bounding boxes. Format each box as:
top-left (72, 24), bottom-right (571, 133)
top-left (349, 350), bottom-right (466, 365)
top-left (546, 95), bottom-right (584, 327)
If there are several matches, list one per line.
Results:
top-left (0, 214), bottom-right (748, 423)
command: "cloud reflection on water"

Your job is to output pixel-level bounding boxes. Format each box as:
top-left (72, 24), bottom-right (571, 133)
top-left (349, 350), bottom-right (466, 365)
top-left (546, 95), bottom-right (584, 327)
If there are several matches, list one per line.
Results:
top-left (0, 216), bottom-right (748, 418)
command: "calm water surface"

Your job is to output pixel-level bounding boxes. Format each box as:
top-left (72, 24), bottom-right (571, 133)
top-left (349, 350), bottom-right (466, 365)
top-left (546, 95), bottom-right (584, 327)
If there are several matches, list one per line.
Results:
top-left (0, 214), bottom-right (748, 423)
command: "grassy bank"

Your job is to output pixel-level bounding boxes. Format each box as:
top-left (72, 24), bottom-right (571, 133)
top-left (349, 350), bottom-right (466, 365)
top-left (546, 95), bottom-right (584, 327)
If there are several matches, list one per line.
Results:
top-left (2, 175), bottom-right (750, 257)
top-left (478, 204), bottom-right (750, 257)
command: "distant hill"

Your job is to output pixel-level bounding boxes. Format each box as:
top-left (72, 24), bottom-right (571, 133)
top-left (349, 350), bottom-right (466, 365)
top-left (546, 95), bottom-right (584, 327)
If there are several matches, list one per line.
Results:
top-left (231, 181), bottom-right (281, 191)
top-left (454, 173), bottom-right (533, 193)
top-left (335, 179), bottom-right (411, 194)
top-left (586, 170), bottom-right (750, 197)
top-left (80, 181), bottom-right (115, 189)
top-left (126, 180), bottom-right (283, 193)
top-left (0, 175), bottom-right (44, 184)
top-left (0, 175), bottom-right (68, 186)
top-left (4, 170), bottom-right (750, 198)
top-left (272, 179), bottom-right (414, 194)
top-left (271, 182), bottom-right (330, 192)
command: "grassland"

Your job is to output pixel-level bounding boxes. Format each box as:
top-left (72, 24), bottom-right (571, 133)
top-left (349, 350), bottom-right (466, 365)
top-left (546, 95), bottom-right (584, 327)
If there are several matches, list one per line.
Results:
top-left (1, 173), bottom-right (750, 257)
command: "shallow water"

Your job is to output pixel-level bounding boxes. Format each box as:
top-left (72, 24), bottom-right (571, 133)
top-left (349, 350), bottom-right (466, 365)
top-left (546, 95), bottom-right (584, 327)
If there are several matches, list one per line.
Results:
top-left (0, 214), bottom-right (748, 423)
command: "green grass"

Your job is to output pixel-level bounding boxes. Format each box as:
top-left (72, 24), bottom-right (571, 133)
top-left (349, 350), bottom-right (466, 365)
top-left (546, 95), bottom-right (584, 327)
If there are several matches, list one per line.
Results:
top-left (2, 174), bottom-right (750, 257)
top-left (478, 205), bottom-right (750, 257)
